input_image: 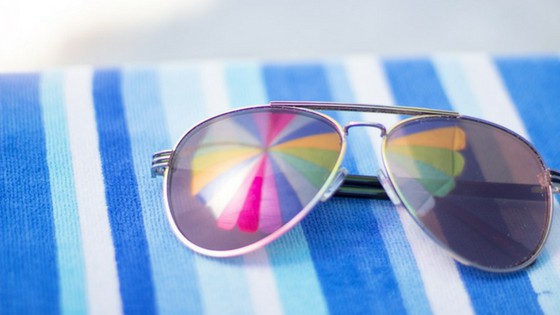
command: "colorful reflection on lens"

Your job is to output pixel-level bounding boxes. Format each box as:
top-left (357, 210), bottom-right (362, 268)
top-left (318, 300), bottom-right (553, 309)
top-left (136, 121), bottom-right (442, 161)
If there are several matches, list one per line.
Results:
top-left (168, 107), bottom-right (343, 252)
top-left (386, 126), bottom-right (466, 198)
top-left (384, 117), bottom-right (551, 270)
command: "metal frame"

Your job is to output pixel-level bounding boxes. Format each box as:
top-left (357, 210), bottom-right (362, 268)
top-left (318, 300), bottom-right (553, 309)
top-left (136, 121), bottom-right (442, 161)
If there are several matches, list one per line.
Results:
top-left (270, 101), bottom-right (460, 116)
top-left (152, 101), bottom-right (458, 176)
top-left (151, 150), bottom-right (172, 177)
top-left (151, 101), bottom-right (558, 272)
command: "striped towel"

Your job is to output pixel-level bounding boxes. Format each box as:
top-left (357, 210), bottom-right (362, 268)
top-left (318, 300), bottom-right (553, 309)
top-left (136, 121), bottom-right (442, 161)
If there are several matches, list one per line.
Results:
top-left (1, 55), bottom-right (559, 315)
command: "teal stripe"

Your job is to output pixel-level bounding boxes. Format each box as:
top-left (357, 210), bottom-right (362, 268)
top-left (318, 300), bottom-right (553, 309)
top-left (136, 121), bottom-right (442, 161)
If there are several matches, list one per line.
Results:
top-left (324, 62), bottom-right (355, 101)
top-left (432, 56), bottom-right (483, 117)
top-left (159, 65), bottom-right (207, 141)
top-left (122, 67), bottom-right (203, 314)
top-left (265, 228), bottom-right (328, 315)
top-left (225, 62), bottom-right (329, 315)
top-left (225, 63), bottom-right (268, 107)
top-left (40, 72), bottom-right (88, 315)
top-left (325, 62), bottom-right (432, 315)
top-left (159, 64), bottom-right (253, 315)
top-left (196, 257), bottom-right (254, 315)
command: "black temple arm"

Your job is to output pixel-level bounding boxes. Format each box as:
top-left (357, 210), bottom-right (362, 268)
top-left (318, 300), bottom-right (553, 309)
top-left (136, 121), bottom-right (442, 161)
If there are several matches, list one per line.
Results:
top-left (334, 175), bottom-right (389, 199)
top-left (550, 169), bottom-right (560, 193)
top-left (334, 174), bottom-right (552, 200)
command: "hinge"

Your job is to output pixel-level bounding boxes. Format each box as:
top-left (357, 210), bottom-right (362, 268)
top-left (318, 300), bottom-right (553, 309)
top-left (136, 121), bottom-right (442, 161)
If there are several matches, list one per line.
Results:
top-left (151, 150), bottom-right (173, 178)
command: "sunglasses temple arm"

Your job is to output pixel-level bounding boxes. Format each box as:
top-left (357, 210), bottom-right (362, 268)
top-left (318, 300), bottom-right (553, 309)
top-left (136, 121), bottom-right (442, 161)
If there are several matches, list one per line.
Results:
top-left (334, 175), bottom-right (389, 199)
top-left (550, 169), bottom-right (560, 194)
top-left (151, 150), bottom-right (172, 178)
top-left (335, 174), bottom-right (554, 200)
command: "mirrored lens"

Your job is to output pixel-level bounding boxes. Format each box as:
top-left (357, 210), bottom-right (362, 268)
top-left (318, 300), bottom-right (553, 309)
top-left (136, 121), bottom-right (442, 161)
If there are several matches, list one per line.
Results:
top-left (384, 117), bottom-right (551, 270)
top-left (167, 107), bottom-right (343, 254)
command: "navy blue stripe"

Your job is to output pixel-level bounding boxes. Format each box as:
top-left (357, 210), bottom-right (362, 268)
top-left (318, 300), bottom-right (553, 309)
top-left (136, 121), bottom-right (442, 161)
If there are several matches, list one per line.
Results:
top-left (383, 58), bottom-right (542, 314)
top-left (92, 69), bottom-right (157, 315)
top-left (263, 64), bottom-right (407, 314)
top-left (495, 56), bottom-right (560, 169)
top-left (0, 74), bottom-right (60, 314)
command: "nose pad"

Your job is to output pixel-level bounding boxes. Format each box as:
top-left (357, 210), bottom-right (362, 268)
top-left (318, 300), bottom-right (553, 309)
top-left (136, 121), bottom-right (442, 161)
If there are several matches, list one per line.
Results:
top-left (321, 167), bottom-right (348, 201)
top-left (344, 122), bottom-right (387, 137)
top-left (377, 169), bottom-right (402, 206)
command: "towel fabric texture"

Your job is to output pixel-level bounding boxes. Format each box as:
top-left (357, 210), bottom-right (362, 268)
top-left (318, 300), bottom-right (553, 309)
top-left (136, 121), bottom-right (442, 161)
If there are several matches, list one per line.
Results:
top-left (0, 55), bottom-right (559, 315)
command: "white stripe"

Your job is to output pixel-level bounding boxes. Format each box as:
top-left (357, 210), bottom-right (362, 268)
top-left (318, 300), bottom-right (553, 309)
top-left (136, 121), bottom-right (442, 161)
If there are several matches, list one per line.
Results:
top-left (345, 55), bottom-right (395, 107)
top-left (456, 53), bottom-right (560, 314)
top-left (456, 54), bottom-right (527, 135)
top-left (63, 68), bottom-right (123, 315)
top-left (244, 250), bottom-right (284, 315)
top-left (432, 55), bottom-right (483, 118)
top-left (200, 61), bottom-right (231, 114)
top-left (344, 56), bottom-right (475, 315)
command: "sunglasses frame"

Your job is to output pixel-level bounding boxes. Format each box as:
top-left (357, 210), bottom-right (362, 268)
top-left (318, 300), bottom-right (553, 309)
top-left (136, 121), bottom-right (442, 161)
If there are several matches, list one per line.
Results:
top-left (152, 101), bottom-right (559, 272)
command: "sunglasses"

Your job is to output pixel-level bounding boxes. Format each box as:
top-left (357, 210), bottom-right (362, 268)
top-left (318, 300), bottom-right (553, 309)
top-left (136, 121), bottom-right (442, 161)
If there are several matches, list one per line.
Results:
top-left (151, 101), bottom-right (560, 272)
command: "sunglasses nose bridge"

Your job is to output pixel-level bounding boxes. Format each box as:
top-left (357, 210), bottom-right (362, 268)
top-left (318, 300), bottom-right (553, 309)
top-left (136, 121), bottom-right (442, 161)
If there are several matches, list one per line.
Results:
top-left (344, 122), bottom-right (387, 137)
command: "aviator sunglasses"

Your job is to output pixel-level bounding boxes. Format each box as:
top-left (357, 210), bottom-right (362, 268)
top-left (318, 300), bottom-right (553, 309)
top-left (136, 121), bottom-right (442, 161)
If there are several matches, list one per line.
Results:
top-left (151, 101), bottom-right (560, 272)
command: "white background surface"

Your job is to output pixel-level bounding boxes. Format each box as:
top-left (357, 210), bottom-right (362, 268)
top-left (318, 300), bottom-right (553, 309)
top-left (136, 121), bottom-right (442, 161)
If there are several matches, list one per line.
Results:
top-left (1, 0), bottom-right (559, 71)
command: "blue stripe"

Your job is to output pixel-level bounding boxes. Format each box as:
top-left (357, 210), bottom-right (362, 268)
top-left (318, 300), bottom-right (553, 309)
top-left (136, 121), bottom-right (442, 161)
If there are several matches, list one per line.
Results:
top-left (92, 69), bottom-right (157, 315)
top-left (383, 58), bottom-right (543, 314)
top-left (122, 67), bottom-right (203, 314)
top-left (40, 71), bottom-right (88, 315)
top-left (262, 64), bottom-right (332, 101)
top-left (263, 64), bottom-right (407, 314)
top-left (495, 56), bottom-right (560, 170)
top-left (325, 61), bottom-right (432, 315)
top-left (383, 58), bottom-right (452, 111)
top-left (0, 74), bottom-right (60, 314)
